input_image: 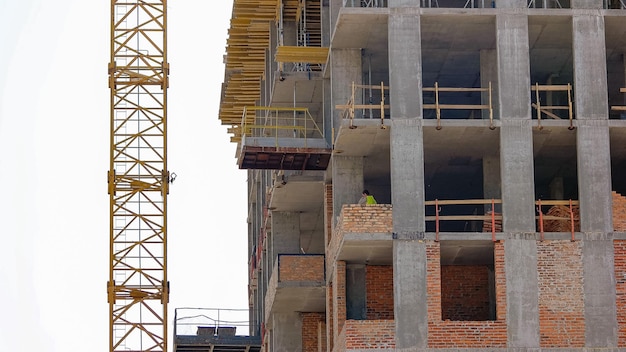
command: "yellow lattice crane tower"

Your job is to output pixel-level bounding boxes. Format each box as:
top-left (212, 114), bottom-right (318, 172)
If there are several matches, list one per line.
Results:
top-left (107, 1), bottom-right (170, 351)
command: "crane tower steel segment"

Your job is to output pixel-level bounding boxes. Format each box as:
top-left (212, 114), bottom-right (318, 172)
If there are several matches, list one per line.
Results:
top-left (107, 1), bottom-right (169, 351)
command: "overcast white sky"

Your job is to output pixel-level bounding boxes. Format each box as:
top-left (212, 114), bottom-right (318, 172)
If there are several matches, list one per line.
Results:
top-left (0, 1), bottom-right (249, 350)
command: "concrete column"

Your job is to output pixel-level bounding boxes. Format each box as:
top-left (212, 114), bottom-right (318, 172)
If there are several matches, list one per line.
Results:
top-left (549, 176), bottom-right (564, 200)
top-left (388, 8), bottom-right (427, 350)
top-left (331, 49), bottom-right (362, 132)
top-left (571, 0), bottom-right (604, 8)
top-left (496, 14), bottom-right (540, 348)
top-left (505, 238), bottom-right (540, 347)
top-left (271, 211), bottom-right (301, 257)
top-left (270, 312), bottom-right (302, 352)
top-left (496, 14), bottom-right (531, 121)
top-left (480, 49), bottom-right (500, 121)
top-left (393, 240), bottom-right (428, 350)
top-left (332, 156), bottom-right (364, 226)
top-left (582, 235), bottom-right (618, 347)
top-left (573, 15), bottom-right (609, 120)
top-left (388, 7), bottom-right (422, 118)
top-left (483, 156), bottom-right (502, 213)
top-left (496, 14), bottom-right (535, 232)
top-left (494, 0), bottom-right (527, 8)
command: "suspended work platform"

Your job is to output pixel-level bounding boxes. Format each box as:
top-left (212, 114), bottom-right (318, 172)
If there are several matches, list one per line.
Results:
top-left (238, 106), bottom-right (331, 170)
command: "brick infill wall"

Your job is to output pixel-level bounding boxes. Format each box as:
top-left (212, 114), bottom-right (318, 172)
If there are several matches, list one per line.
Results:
top-left (427, 241), bottom-right (507, 348)
top-left (615, 240), bottom-right (626, 346)
top-left (334, 320), bottom-right (395, 351)
top-left (279, 254), bottom-right (325, 282)
top-left (302, 312), bottom-right (324, 352)
top-left (335, 204), bottom-right (393, 234)
top-left (537, 240), bottom-right (585, 348)
top-left (366, 265), bottom-right (394, 320)
top-left (327, 204), bottom-right (393, 273)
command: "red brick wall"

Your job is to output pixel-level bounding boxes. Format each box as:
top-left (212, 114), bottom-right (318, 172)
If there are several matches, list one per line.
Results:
top-left (537, 240), bottom-right (585, 348)
top-left (428, 321), bottom-right (507, 347)
top-left (615, 240), bottom-right (626, 346)
top-left (366, 265), bottom-right (394, 320)
top-left (325, 183), bottom-right (333, 245)
top-left (441, 265), bottom-right (491, 321)
top-left (427, 241), bottom-right (442, 321)
top-left (427, 240), bottom-right (507, 348)
top-left (335, 204), bottom-right (393, 234)
top-left (333, 261), bottom-right (346, 344)
top-left (614, 192), bottom-right (626, 231)
top-left (279, 255), bottom-right (325, 282)
top-left (494, 241), bottom-right (506, 321)
top-left (302, 313), bottom-right (324, 352)
top-left (336, 320), bottom-right (395, 350)
top-left (326, 284), bottom-right (333, 352)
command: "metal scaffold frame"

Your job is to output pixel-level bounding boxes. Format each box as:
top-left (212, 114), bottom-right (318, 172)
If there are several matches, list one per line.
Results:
top-left (108, 1), bottom-right (170, 351)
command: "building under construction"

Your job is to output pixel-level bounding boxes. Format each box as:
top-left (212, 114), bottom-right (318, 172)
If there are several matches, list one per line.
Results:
top-left (174, 0), bottom-right (626, 351)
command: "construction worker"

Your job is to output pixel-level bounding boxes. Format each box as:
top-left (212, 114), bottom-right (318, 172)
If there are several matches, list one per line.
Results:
top-left (358, 189), bottom-right (377, 205)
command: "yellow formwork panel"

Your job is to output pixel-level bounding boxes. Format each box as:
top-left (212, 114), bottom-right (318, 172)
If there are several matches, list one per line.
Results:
top-left (274, 46), bottom-right (329, 64)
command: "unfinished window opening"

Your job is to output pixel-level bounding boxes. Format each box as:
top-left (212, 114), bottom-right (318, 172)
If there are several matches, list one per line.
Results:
top-left (440, 241), bottom-right (496, 321)
top-left (423, 127), bottom-right (501, 233)
top-left (528, 17), bottom-right (575, 125)
top-left (533, 127), bottom-right (578, 232)
top-left (606, 18), bottom-right (626, 120)
top-left (345, 264), bottom-right (394, 321)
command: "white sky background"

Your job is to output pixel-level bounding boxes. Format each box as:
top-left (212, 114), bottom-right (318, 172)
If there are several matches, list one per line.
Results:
top-left (0, 1), bottom-right (249, 351)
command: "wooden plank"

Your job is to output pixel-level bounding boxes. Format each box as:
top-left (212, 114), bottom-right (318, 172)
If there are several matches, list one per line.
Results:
top-left (611, 106), bottom-right (626, 111)
top-left (531, 84), bottom-right (571, 91)
top-left (425, 215), bottom-right (503, 221)
top-left (423, 104), bottom-right (490, 110)
top-left (423, 87), bottom-right (489, 92)
top-left (425, 199), bottom-right (502, 205)
top-left (535, 200), bottom-right (579, 205)
top-left (335, 104), bottom-right (390, 109)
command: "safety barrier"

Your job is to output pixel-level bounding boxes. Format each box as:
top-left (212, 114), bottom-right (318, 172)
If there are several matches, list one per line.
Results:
top-left (536, 199), bottom-right (579, 241)
top-left (423, 82), bottom-right (494, 129)
top-left (531, 83), bottom-right (574, 129)
top-left (425, 199), bottom-right (502, 241)
top-left (241, 106), bottom-right (325, 148)
top-left (174, 307), bottom-right (257, 337)
top-left (335, 81), bottom-right (389, 128)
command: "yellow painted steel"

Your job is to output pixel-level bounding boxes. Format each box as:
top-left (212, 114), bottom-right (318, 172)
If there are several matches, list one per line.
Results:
top-left (274, 46), bottom-right (329, 64)
top-left (108, 1), bottom-right (169, 351)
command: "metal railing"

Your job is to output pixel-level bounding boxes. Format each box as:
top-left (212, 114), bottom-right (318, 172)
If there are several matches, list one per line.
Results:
top-left (343, 0), bottom-right (388, 7)
top-left (241, 106), bottom-right (325, 148)
top-left (528, 0), bottom-right (567, 8)
top-left (425, 199), bottom-right (503, 241)
top-left (174, 307), bottom-right (257, 337)
top-left (531, 83), bottom-right (574, 129)
top-left (536, 199), bottom-right (579, 241)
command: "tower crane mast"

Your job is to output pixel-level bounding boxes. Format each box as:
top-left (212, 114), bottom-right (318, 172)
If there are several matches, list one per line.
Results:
top-left (107, 1), bottom-right (170, 351)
